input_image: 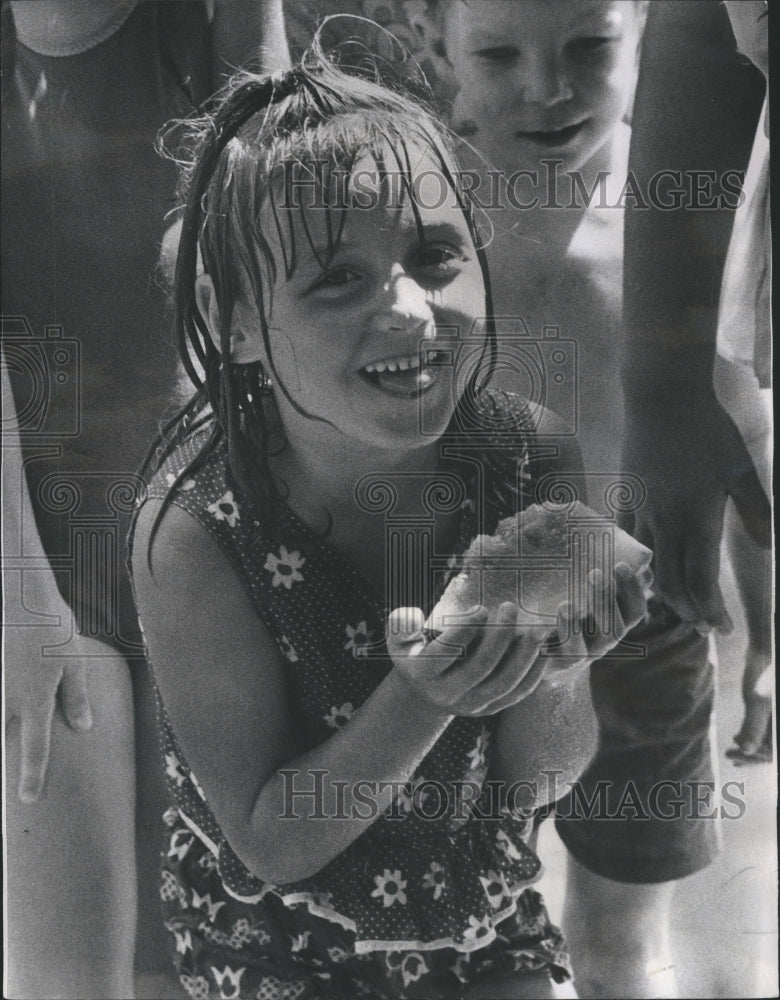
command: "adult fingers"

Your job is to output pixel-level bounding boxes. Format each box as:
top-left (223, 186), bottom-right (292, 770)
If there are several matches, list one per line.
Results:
top-left (61, 662), bottom-right (94, 732)
top-left (731, 695), bottom-right (773, 759)
top-left (729, 467), bottom-right (772, 549)
top-left (683, 532), bottom-right (733, 635)
top-left (18, 702), bottom-right (56, 803)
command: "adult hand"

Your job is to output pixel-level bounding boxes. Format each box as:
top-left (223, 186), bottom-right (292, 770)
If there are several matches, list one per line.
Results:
top-left (4, 609), bottom-right (94, 802)
top-left (622, 391), bottom-right (770, 634)
top-left (2, 358), bottom-right (94, 803)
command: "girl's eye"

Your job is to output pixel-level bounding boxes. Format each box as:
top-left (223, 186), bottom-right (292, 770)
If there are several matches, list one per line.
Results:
top-left (310, 267), bottom-right (362, 292)
top-left (415, 244), bottom-right (464, 279)
top-left (474, 46), bottom-right (519, 65)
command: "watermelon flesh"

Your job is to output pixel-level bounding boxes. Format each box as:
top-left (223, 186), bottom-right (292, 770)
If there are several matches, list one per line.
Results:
top-left (427, 501), bottom-right (653, 632)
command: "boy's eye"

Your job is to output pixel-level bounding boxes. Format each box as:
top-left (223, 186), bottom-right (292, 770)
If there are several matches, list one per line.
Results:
top-left (473, 46), bottom-right (519, 65)
top-left (566, 37), bottom-right (616, 62)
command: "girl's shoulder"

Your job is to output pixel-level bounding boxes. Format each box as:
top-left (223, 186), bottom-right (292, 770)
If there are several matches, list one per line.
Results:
top-left (143, 422), bottom-right (247, 536)
top-left (134, 420), bottom-right (263, 584)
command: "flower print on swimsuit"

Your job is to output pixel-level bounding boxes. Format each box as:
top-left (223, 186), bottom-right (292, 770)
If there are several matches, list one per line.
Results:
top-left (207, 490), bottom-right (240, 528)
top-left (422, 861), bottom-right (446, 900)
top-left (263, 546), bottom-right (305, 589)
top-left (344, 620), bottom-right (375, 658)
top-left (371, 868), bottom-right (408, 908)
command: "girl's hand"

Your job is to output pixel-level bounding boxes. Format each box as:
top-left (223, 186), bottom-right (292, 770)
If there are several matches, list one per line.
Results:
top-left (541, 562), bottom-right (649, 686)
top-left (386, 603), bottom-right (550, 717)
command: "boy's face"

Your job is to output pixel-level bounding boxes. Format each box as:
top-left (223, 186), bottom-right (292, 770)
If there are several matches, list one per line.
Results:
top-left (443, 0), bottom-right (644, 175)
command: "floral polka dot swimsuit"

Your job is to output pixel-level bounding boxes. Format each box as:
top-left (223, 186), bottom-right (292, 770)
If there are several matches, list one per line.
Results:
top-left (135, 391), bottom-right (572, 999)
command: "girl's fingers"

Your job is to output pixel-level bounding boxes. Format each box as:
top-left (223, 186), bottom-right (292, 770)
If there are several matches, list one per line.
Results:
top-left (552, 602), bottom-right (589, 663)
top-left (461, 601), bottom-right (521, 670)
top-left (614, 562), bottom-right (648, 633)
top-left (388, 605), bottom-right (491, 677)
top-left (428, 605), bottom-right (490, 670)
top-left (386, 607), bottom-right (428, 661)
top-left (471, 635), bottom-right (550, 714)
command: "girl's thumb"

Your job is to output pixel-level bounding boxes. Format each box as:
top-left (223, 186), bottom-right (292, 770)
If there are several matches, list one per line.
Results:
top-left (386, 607), bottom-right (426, 646)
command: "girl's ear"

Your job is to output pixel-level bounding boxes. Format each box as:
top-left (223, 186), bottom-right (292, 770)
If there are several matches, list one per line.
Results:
top-left (194, 274), bottom-right (265, 365)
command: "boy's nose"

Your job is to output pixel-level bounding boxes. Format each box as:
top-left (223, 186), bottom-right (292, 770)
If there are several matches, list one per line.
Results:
top-left (516, 54), bottom-right (573, 108)
top-left (372, 264), bottom-right (434, 334)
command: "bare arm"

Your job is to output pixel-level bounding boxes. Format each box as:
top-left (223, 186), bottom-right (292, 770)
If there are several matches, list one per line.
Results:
top-left (132, 500), bottom-right (541, 884)
top-left (211, 0), bottom-right (291, 80)
top-left (621, 0), bottom-right (769, 630)
top-left (2, 359), bottom-right (95, 801)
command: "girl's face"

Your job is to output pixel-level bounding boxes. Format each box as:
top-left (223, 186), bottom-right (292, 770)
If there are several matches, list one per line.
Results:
top-left (443, 0), bottom-right (644, 175)
top-left (244, 144), bottom-right (486, 453)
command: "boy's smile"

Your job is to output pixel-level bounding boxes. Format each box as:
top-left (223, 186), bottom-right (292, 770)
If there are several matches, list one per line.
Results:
top-left (514, 119), bottom-right (589, 149)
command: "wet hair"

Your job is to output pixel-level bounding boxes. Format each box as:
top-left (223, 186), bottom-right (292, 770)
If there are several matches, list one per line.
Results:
top-left (144, 31), bottom-right (497, 543)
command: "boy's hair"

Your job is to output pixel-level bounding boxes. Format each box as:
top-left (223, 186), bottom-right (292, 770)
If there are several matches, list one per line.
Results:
top-left (146, 30), bottom-right (497, 534)
top-left (419, 0), bottom-right (650, 65)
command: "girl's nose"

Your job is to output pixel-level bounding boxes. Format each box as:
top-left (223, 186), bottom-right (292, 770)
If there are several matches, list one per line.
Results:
top-left (372, 264), bottom-right (434, 334)
top-left (516, 54), bottom-right (573, 108)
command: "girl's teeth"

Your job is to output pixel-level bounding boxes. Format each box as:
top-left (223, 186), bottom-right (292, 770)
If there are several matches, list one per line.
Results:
top-left (364, 355), bottom-right (422, 374)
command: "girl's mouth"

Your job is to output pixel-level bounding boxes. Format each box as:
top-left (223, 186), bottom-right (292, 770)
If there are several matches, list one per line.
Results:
top-left (515, 120), bottom-right (588, 148)
top-left (361, 350), bottom-right (446, 398)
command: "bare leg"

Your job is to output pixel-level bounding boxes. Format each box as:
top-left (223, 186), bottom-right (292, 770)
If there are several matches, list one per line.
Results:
top-left (5, 646), bottom-right (137, 999)
top-left (724, 501), bottom-right (773, 760)
top-left (562, 855), bottom-right (677, 999)
top-left (713, 357), bottom-right (773, 762)
top-left (462, 970), bottom-right (556, 998)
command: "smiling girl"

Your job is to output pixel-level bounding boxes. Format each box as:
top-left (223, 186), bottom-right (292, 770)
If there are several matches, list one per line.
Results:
top-left (130, 40), bottom-right (648, 1000)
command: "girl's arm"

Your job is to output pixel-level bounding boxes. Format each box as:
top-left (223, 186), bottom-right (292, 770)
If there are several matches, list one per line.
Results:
top-left (133, 500), bottom-right (539, 885)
